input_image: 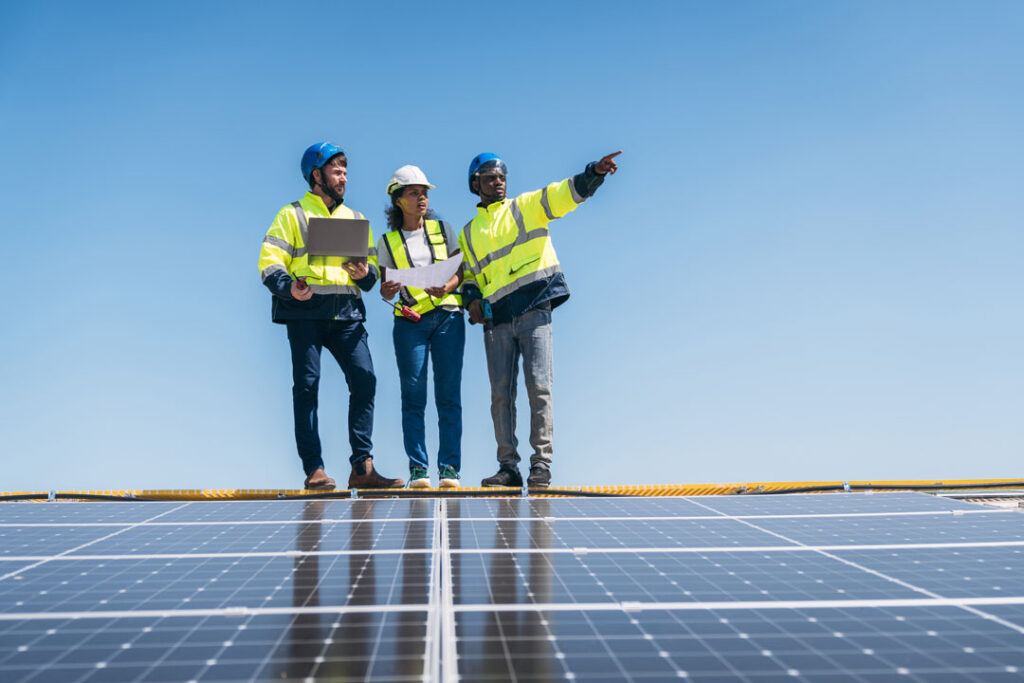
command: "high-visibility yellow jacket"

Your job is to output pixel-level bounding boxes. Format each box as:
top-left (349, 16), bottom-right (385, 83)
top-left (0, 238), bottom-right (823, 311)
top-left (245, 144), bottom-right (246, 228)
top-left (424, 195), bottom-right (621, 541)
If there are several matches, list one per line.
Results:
top-left (380, 220), bottom-right (462, 316)
top-left (458, 177), bottom-right (586, 316)
top-left (258, 192), bottom-right (378, 323)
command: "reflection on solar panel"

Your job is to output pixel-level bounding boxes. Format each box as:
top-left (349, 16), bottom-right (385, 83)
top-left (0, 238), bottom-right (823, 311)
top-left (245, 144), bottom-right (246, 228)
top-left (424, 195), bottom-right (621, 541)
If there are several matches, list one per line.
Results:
top-left (1, 492), bottom-right (1023, 681)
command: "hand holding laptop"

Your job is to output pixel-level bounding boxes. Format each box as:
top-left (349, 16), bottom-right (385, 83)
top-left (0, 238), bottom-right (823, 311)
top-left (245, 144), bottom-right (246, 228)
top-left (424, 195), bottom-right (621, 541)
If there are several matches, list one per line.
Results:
top-left (343, 261), bottom-right (368, 280)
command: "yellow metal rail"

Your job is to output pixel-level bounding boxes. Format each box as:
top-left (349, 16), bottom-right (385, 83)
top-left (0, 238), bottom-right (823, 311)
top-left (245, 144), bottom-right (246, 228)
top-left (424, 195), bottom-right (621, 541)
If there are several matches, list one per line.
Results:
top-left (2, 478), bottom-right (1023, 501)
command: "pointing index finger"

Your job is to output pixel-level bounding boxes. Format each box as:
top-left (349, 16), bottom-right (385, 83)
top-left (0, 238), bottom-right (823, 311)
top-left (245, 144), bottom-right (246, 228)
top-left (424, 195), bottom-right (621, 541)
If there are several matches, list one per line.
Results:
top-left (604, 150), bottom-right (623, 160)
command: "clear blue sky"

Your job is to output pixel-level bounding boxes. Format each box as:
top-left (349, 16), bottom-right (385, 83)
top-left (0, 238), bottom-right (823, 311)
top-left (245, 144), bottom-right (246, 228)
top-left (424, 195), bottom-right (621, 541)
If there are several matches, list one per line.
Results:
top-left (2, 1), bottom-right (1022, 491)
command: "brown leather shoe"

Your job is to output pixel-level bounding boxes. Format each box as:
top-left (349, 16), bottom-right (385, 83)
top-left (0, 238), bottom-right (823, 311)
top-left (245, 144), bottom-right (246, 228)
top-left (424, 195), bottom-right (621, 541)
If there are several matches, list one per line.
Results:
top-left (303, 468), bottom-right (336, 491)
top-left (348, 457), bottom-right (405, 489)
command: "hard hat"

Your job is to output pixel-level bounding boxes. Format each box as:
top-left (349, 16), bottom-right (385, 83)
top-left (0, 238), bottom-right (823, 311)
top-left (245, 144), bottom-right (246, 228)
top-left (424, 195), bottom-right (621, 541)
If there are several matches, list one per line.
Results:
top-left (301, 142), bottom-right (346, 184)
top-left (468, 153), bottom-right (507, 193)
top-left (386, 165), bottom-right (435, 196)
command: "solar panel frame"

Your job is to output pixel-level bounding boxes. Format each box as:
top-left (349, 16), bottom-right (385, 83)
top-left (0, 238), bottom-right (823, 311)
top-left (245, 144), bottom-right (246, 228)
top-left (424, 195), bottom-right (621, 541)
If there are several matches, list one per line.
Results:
top-left (1, 491), bottom-right (1022, 682)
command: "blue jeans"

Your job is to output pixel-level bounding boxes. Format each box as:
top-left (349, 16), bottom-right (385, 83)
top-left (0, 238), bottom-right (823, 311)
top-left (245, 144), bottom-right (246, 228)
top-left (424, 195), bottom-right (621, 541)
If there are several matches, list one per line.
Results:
top-left (393, 309), bottom-right (465, 473)
top-left (483, 306), bottom-right (553, 469)
top-left (286, 319), bottom-right (375, 476)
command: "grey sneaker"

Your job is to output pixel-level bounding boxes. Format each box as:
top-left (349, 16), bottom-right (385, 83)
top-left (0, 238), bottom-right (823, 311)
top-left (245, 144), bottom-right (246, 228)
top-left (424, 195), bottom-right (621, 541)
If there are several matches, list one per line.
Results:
top-left (481, 467), bottom-right (523, 488)
top-left (439, 465), bottom-right (460, 489)
top-left (527, 464), bottom-right (551, 488)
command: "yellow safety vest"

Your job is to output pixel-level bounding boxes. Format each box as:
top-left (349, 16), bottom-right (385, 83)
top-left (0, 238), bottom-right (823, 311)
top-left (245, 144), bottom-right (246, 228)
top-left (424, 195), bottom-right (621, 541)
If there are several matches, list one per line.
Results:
top-left (458, 177), bottom-right (583, 304)
top-left (258, 191), bottom-right (377, 296)
top-left (382, 220), bottom-right (462, 316)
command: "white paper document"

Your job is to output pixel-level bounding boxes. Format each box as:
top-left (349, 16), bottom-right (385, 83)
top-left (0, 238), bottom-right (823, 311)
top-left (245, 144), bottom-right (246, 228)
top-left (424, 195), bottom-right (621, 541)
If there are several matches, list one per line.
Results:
top-left (385, 252), bottom-right (463, 290)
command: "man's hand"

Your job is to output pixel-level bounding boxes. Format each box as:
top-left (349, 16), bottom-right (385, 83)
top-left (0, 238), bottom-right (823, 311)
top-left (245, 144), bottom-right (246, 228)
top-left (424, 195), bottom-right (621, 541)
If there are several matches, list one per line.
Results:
top-left (594, 150), bottom-right (622, 176)
top-left (468, 299), bottom-right (484, 324)
top-left (290, 278), bottom-right (314, 301)
top-left (381, 280), bottom-right (401, 299)
top-left (343, 261), bottom-right (369, 280)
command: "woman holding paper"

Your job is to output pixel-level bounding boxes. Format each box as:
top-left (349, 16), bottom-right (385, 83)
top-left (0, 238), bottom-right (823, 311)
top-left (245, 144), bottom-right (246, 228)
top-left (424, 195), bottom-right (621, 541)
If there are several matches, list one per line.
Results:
top-left (378, 165), bottom-right (465, 489)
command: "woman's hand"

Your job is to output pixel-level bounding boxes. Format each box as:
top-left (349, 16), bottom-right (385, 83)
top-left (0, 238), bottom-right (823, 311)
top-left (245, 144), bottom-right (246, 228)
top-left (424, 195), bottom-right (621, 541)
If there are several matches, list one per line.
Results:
top-left (425, 272), bottom-right (459, 299)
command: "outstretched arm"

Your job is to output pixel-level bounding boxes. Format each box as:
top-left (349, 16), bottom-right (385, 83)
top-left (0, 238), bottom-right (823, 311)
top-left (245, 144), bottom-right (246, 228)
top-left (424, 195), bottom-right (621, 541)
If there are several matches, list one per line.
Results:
top-left (573, 149), bottom-right (622, 199)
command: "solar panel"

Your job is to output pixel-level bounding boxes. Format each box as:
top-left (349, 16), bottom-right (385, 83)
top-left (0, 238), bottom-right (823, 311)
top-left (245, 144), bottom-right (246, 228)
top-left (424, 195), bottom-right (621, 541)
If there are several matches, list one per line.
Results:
top-left (2, 491), bottom-right (1023, 681)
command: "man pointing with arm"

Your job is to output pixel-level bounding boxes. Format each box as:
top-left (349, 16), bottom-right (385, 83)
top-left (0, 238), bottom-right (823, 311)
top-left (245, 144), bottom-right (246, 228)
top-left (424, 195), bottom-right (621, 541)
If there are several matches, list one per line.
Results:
top-left (459, 150), bottom-right (621, 488)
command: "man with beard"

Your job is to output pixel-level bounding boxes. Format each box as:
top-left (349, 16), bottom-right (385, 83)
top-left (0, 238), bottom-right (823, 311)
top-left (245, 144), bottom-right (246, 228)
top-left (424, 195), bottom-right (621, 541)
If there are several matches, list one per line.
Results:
top-left (258, 142), bottom-right (404, 491)
top-left (459, 150), bottom-right (621, 489)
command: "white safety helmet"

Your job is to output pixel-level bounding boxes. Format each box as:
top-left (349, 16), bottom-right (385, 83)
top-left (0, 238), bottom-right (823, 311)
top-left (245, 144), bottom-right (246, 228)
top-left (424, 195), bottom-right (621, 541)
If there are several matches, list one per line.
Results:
top-left (386, 165), bottom-right (435, 196)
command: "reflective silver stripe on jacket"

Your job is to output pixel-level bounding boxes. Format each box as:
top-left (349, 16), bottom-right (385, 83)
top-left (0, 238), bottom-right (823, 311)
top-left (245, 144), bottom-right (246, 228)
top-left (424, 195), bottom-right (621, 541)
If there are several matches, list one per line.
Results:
top-left (461, 220), bottom-right (479, 274)
top-left (567, 176), bottom-right (584, 204)
top-left (539, 187), bottom-right (556, 221)
top-left (486, 264), bottom-right (562, 303)
top-left (463, 199), bottom-right (551, 272)
top-left (260, 263), bottom-right (288, 282)
top-left (262, 235), bottom-right (294, 255)
top-left (308, 284), bottom-right (362, 296)
top-left (474, 227), bottom-right (549, 271)
top-left (291, 201), bottom-right (309, 245)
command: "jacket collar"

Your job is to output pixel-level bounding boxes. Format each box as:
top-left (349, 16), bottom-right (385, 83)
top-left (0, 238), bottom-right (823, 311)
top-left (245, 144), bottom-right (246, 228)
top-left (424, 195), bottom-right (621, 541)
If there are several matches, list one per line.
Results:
top-left (304, 191), bottom-right (345, 216)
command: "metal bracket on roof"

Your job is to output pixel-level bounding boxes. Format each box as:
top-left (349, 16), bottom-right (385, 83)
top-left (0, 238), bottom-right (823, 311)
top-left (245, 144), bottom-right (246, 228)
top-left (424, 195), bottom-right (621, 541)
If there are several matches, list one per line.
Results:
top-left (842, 482), bottom-right (851, 493)
top-left (47, 490), bottom-right (56, 502)
top-left (351, 488), bottom-right (359, 500)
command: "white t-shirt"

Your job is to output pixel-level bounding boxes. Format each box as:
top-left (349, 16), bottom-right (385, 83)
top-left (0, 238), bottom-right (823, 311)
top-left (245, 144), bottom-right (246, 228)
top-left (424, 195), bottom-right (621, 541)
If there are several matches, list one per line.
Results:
top-left (377, 222), bottom-right (462, 312)
top-left (376, 222), bottom-right (459, 269)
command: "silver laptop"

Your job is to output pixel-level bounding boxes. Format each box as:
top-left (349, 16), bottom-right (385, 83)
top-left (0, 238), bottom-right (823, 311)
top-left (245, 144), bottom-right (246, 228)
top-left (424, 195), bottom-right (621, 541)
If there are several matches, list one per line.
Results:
top-left (306, 217), bottom-right (370, 260)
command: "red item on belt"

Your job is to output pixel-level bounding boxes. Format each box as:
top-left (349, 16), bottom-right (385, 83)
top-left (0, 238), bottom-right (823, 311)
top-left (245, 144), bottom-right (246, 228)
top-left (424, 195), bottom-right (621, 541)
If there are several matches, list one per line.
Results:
top-left (381, 298), bottom-right (420, 322)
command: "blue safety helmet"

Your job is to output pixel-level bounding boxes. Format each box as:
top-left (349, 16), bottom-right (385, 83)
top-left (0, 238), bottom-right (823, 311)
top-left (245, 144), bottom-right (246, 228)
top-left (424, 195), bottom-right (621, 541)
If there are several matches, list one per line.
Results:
top-left (301, 142), bottom-right (346, 185)
top-left (468, 153), bottom-right (507, 193)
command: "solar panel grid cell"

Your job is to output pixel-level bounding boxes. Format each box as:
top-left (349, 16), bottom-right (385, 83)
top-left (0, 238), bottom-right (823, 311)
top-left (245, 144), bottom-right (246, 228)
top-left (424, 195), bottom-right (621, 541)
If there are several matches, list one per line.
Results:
top-left (58, 519), bottom-right (434, 556)
top-left (448, 518), bottom-right (796, 551)
top-left (751, 511), bottom-right (1024, 547)
top-left (0, 613), bottom-right (429, 682)
top-left (0, 554), bottom-right (433, 614)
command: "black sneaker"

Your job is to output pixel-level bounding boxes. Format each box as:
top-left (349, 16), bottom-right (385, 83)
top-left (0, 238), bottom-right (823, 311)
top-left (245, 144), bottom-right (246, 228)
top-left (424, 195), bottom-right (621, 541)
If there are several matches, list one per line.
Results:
top-left (481, 467), bottom-right (523, 488)
top-left (527, 464), bottom-right (551, 488)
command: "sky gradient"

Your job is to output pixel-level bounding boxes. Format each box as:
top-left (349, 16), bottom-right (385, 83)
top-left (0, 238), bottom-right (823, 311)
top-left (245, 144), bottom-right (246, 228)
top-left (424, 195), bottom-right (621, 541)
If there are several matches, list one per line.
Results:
top-left (2, 1), bottom-right (1022, 491)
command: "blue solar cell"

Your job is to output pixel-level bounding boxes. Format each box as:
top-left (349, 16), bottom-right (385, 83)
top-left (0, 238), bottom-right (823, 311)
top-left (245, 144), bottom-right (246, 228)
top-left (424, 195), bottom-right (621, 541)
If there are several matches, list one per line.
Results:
top-left (0, 554), bottom-right (432, 614)
top-left (833, 547), bottom-right (1024, 598)
top-left (0, 503), bottom-right (185, 525)
top-left (0, 527), bottom-right (125, 558)
top-left (152, 499), bottom-right (434, 523)
top-left (454, 606), bottom-right (1024, 681)
top-left (749, 510), bottom-right (1024, 546)
top-left (694, 492), bottom-right (989, 516)
top-left (446, 497), bottom-right (713, 519)
top-left (448, 518), bottom-right (795, 550)
top-left (451, 550), bottom-right (923, 606)
top-left (0, 612), bottom-right (428, 683)
top-left (62, 519), bottom-right (433, 556)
